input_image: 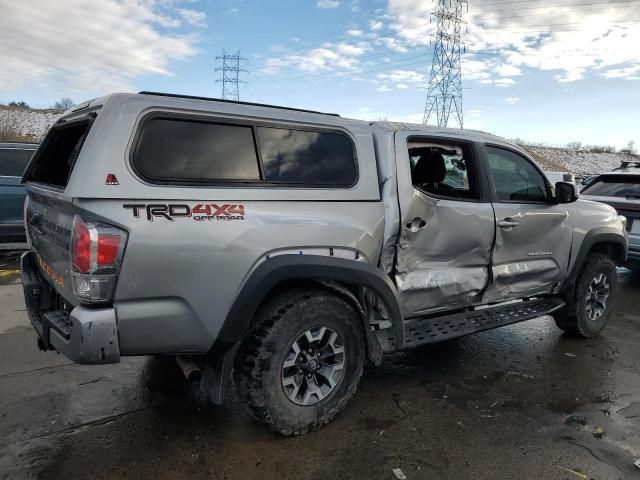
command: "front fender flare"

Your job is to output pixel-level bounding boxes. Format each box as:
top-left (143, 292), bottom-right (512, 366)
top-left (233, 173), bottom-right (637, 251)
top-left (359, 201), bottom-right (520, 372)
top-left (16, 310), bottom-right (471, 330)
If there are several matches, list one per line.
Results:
top-left (565, 227), bottom-right (627, 288)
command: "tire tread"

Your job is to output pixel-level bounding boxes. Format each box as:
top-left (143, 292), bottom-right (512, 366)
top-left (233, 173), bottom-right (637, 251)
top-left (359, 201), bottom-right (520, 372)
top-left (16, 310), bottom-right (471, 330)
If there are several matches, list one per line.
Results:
top-left (234, 288), bottom-right (365, 435)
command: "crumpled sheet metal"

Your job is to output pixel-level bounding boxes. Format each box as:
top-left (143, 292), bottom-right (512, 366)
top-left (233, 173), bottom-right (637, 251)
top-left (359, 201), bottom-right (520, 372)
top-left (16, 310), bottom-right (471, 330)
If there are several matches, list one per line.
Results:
top-left (393, 192), bottom-right (495, 315)
top-left (396, 265), bottom-right (489, 316)
top-left (372, 124), bottom-right (401, 274)
top-left (484, 260), bottom-right (560, 301)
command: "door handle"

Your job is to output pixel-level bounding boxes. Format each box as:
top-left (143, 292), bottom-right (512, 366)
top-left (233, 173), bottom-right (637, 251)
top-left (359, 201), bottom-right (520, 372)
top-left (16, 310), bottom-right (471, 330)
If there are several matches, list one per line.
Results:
top-left (497, 217), bottom-right (519, 229)
top-left (405, 217), bottom-right (427, 232)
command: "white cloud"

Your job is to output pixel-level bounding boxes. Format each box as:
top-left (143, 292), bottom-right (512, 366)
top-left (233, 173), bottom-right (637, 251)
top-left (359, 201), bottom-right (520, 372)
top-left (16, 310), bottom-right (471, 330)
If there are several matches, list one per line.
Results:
top-left (386, 0), bottom-right (640, 85)
top-left (376, 69), bottom-right (424, 83)
top-left (177, 8), bottom-right (207, 27)
top-left (347, 29), bottom-right (364, 37)
top-left (317, 0), bottom-right (340, 9)
top-left (377, 36), bottom-right (409, 53)
top-left (369, 20), bottom-right (384, 31)
top-left (374, 69), bottom-right (424, 91)
top-left (0, 0), bottom-right (202, 95)
top-left (262, 41), bottom-right (370, 74)
top-left (495, 64), bottom-right (521, 77)
top-left (504, 97), bottom-right (520, 104)
top-left (495, 78), bottom-right (516, 87)
top-left (602, 64), bottom-right (640, 79)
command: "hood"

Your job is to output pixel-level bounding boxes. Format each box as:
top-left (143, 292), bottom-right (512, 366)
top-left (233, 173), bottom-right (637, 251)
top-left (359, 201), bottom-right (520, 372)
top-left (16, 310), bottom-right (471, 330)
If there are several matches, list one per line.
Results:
top-left (580, 194), bottom-right (640, 214)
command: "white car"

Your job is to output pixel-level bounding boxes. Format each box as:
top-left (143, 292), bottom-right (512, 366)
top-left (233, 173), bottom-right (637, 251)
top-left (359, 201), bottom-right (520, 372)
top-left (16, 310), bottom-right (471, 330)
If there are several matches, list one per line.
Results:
top-left (545, 171), bottom-right (576, 186)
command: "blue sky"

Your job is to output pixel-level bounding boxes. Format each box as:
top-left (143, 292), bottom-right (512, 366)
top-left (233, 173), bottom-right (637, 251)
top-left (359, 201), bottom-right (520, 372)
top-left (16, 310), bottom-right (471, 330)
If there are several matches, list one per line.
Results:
top-left (1, 0), bottom-right (639, 150)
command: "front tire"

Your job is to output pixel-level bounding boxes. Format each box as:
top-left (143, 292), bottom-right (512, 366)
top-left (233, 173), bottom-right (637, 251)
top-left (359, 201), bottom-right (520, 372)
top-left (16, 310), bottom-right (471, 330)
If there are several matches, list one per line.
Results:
top-left (234, 287), bottom-right (365, 435)
top-left (554, 253), bottom-right (617, 338)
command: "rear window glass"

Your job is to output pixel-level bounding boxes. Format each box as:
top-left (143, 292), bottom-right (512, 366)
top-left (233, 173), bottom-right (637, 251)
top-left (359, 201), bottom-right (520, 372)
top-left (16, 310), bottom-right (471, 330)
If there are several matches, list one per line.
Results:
top-left (582, 175), bottom-right (640, 198)
top-left (0, 148), bottom-right (35, 177)
top-left (132, 116), bottom-right (358, 187)
top-left (257, 127), bottom-right (357, 185)
top-left (26, 120), bottom-right (92, 188)
top-left (133, 118), bottom-right (260, 182)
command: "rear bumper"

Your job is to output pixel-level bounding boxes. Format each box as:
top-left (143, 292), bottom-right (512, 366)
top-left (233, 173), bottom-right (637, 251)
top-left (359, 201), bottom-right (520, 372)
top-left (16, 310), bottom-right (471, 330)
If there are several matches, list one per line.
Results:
top-left (20, 251), bottom-right (120, 364)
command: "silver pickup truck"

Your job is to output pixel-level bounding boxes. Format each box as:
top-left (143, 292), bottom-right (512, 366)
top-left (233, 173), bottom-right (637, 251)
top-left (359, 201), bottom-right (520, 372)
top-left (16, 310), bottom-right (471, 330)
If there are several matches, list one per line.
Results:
top-left (20, 92), bottom-right (627, 435)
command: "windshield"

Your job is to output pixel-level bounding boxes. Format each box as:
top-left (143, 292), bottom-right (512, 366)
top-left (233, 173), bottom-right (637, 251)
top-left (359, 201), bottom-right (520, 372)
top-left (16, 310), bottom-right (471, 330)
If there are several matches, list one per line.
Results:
top-left (582, 175), bottom-right (640, 198)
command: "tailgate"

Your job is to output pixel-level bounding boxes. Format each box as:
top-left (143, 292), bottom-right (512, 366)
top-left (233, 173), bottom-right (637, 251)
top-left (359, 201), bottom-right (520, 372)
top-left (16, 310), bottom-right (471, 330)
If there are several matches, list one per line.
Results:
top-left (23, 115), bottom-right (95, 304)
top-left (25, 186), bottom-right (78, 303)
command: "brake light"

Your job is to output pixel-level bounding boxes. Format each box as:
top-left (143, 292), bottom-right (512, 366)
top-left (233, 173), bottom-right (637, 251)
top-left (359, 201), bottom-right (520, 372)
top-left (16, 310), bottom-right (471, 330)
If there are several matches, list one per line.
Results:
top-left (98, 235), bottom-right (120, 265)
top-left (70, 215), bottom-right (127, 302)
top-left (72, 220), bottom-right (91, 273)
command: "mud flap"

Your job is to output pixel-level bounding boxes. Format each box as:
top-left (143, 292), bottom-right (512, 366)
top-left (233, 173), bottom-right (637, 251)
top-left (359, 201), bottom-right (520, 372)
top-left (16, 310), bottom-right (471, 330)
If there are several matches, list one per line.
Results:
top-left (364, 320), bottom-right (384, 367)
top-left (200, 342), bottom-right (240, 405)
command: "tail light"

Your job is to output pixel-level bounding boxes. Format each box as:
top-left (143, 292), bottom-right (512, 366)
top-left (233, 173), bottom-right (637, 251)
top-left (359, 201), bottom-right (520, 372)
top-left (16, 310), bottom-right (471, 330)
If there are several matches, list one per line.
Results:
top-left (70, 215), bottom-right (127, 303)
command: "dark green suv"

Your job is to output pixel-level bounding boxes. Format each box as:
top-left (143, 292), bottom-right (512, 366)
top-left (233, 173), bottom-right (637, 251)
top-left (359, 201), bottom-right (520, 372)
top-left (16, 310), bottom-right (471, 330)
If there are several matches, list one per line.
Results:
top-left (0, 142), bottom-right (37, 242)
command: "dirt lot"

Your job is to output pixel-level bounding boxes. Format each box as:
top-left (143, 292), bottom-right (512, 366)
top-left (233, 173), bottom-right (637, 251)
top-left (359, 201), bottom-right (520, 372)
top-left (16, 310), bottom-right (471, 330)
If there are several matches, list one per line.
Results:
top-left (1, 250), bottom-right (639, 480)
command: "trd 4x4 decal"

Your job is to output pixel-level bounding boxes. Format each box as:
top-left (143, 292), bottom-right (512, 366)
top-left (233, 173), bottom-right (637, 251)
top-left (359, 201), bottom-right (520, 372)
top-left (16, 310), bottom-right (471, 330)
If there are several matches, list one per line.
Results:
top-left (123, 203), bottom-right (245, 221)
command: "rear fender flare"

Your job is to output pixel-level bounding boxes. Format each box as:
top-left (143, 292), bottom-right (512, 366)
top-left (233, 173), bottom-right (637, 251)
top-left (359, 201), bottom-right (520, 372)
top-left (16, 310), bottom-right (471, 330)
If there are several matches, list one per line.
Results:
top-left (215, 254), bottom-right (404, 350)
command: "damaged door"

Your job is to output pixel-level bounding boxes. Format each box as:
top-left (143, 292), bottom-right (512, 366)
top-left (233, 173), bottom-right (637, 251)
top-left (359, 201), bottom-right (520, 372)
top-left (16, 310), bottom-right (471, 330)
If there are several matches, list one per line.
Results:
top-left (394, 133), bottom-right (495, 317)
top-left (482, 145), bottom-right (573, 301)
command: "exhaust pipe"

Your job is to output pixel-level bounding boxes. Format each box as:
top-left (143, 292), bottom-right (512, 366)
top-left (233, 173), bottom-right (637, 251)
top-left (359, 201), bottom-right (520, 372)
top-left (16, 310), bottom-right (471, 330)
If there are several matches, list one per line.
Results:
top-left (176, 355), bottom-right (202, 383)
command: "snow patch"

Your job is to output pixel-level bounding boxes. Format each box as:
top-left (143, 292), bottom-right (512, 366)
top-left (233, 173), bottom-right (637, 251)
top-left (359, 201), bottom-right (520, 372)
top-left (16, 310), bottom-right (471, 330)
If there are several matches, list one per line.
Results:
top-left (0, 106), bottom-right (63, 142)
top-left (521, 146), bottom-right (636, 175)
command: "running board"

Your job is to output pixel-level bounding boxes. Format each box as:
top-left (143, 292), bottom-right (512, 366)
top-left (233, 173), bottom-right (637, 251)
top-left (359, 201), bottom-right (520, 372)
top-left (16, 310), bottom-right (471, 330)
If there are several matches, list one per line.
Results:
top-left (378, 297), bottom-right (565, 351)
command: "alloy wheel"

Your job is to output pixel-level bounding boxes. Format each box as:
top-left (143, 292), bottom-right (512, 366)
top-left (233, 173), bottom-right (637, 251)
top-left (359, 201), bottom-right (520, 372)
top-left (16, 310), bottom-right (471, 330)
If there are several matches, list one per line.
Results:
top-left (281, 326), bottom-right (345, 406)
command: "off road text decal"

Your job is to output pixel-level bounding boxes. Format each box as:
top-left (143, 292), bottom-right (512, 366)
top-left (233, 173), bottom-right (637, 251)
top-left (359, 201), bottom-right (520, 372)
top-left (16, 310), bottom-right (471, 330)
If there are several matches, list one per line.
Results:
top-left (123, 204), bottom-right (245, 222)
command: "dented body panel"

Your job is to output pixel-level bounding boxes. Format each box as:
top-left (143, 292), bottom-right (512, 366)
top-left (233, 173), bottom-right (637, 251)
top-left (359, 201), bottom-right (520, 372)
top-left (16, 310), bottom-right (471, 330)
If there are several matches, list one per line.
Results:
top-left (483, 203), bottom-right (573, 302)
top-left (392, 129), bottom-right (494, 316)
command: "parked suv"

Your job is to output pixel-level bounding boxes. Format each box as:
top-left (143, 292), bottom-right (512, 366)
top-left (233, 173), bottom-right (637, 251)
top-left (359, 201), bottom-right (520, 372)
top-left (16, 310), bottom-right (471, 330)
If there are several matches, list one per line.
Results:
top-left (20, 93), bottom-right (627, 435)
top-left (581, 163), bottom-right (640, 270)
top-left (0, 142), bottom-right (37, 242)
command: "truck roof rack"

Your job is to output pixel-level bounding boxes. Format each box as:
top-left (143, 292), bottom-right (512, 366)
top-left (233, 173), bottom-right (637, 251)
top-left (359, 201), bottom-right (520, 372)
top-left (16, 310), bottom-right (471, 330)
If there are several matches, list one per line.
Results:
top-left (138, 91), bottom-right (340, 117)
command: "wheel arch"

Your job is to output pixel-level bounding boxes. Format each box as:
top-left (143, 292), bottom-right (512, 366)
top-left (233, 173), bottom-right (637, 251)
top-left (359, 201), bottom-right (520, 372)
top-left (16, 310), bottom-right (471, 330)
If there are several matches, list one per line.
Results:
top-left (215, 255), bottom-right (403, 351)
top-left (565, 228), bottom-right (627, 289)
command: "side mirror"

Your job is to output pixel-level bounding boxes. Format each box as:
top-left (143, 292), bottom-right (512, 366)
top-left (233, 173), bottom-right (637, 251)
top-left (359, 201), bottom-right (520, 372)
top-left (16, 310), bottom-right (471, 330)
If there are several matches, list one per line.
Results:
top-left (555, 181), bottom-right (578, 203)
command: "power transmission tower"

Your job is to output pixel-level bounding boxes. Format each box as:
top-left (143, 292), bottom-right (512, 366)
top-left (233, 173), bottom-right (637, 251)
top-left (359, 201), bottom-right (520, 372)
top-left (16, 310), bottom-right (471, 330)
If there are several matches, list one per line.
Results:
top-left (215, 49), bottom-right (248, 101)
top-left (423, 0), bottom-right (468, 129)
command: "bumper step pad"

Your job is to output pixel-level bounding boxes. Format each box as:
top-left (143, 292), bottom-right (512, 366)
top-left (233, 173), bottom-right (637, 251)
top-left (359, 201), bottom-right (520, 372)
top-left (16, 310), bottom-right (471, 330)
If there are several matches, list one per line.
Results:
top-left (396, 297), bottom-right (565, 349)
top-left (42, 310), bottom-right (71, 341)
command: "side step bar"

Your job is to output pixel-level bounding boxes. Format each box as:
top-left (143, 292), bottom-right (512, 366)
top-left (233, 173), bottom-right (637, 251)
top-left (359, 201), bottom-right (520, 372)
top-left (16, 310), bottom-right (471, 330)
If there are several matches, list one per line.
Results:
top-left (378, 297), bottom-right (565, 350)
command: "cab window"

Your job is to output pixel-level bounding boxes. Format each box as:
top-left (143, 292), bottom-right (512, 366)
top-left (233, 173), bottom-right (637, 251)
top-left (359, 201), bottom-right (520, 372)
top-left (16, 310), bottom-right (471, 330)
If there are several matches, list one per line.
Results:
top-left (486, 146), bottom-right (548, 203)
top-left (408, 141), bottom-right (478, 200)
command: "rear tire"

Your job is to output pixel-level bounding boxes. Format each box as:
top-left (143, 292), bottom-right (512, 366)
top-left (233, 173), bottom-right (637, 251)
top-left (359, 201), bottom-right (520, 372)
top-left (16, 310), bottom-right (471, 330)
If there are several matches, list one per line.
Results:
top-left (234, 287), bottom-right (365, 435)
top-left (554, 253), bottom-right (617, 338)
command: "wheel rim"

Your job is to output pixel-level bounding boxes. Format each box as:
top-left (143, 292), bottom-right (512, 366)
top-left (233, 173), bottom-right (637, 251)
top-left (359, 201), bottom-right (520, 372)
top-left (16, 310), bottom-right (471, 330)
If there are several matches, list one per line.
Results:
top-left (585, 272), bottom-right (610, 321)
top-left (281, 326), bottom-right (345, 406)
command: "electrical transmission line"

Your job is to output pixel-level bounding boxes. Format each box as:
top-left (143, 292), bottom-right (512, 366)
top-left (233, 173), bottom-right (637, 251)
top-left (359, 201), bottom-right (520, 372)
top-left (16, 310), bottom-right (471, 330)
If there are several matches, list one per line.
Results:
top-left (215, 49), bottom-right (248, 101)
top-left (424, 0), bottom-right (468, 128)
